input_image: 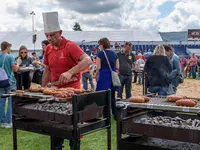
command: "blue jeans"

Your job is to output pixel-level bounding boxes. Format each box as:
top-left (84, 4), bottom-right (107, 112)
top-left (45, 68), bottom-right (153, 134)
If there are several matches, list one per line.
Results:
top-left (0, 87), bottom-right (12, 124)
top-left (198, 67), bottom-right (200, 80)
top-left (82, 72), bottom-right (95, 90)
top-left (119, 75), bottom-right (132, 99)
top-left (138, 73), bottom-right (143, 85)
top-left (148, 86), bottom-right (168, 96)
top-left (190, 66), bottom-right (196, 79)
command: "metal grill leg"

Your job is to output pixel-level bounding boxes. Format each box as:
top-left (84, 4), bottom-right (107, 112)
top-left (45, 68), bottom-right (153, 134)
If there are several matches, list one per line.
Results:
top-left (70, 139), bottom-right (80, 150)
top-left (50, 136), bottom-right (54, 150)
top-left (107, 127), bottom-right (111, 150)
top-left (116, 108), bottom-right (122, 150)
top-left (13, 127), bottom-right (17, 150)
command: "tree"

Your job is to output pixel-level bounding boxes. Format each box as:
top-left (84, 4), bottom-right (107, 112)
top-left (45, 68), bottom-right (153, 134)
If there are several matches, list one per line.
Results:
top-left (73, 22), bottom-right (82, 31)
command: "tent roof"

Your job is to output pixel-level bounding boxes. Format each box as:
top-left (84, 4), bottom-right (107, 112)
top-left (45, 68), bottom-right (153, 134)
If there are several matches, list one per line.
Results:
top-left (160, 31), bottom-right (188, 42)
top-left (0, 30), bottom-right (162, 50)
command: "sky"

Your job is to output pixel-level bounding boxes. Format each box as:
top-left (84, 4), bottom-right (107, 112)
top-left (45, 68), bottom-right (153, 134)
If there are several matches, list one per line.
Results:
top-left (1, 0), bottom-right (200, 32)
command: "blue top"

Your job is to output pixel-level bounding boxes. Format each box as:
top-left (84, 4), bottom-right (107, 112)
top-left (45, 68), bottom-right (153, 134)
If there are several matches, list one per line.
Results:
top-left (0, 53), bottom-right (16, 90)
top-left (16, 56), bottom-right (32, 67)
top-left (97, 50), bottom-right (118, 71)
top-left (96, 50), bottom-right (118, 92)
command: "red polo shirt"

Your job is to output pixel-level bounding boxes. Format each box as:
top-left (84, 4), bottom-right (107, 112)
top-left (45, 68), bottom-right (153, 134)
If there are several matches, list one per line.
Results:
top-left (44, 37), bottom-right (85, 89)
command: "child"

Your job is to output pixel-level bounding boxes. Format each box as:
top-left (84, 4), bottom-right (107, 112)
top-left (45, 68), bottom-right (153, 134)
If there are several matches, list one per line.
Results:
top-left (135, 54), bottom-right (145, 84)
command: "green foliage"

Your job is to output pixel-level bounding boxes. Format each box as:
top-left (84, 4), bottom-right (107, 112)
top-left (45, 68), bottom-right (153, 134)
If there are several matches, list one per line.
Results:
top-left (73, 22), bottom-right (82, 31)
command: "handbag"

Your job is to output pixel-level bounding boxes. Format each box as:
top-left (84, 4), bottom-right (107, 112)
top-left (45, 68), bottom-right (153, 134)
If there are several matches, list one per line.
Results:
top-left (0, 54), bottom-right (10, 88)
top-left (102, 50), bottom-right (121, 87)
top-left (177, 73), bottom-right (184, 83)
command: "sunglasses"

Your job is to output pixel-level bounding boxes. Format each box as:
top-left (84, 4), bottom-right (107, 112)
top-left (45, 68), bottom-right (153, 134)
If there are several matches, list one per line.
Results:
top-left (21, 52), bottom-right (27, 54)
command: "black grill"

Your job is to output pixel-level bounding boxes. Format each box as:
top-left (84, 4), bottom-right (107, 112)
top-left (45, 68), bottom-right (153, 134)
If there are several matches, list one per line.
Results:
top-left (11, 90), bottom-right (112, 150)
top-left (116, 96), bottom-right (200, 150)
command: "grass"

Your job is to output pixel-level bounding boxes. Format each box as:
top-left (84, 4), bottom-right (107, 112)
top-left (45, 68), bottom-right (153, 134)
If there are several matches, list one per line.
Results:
top-left (0, 119), bottom-right (117, 150)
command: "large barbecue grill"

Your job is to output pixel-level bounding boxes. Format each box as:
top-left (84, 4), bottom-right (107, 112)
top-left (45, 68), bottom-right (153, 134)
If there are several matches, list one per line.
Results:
top-left (116, 96), bottom-right (200, 150)
top-left (7, 90), bottom-right (111, 150)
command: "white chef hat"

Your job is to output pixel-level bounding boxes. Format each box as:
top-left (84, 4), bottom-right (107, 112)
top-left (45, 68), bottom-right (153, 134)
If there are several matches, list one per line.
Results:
top-left (42, 11), bottom-right (61, 33)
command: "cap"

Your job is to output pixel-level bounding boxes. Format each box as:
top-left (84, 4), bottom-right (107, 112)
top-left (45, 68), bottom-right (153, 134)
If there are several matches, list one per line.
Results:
top-left (42, 12), bottom-right (61, 33)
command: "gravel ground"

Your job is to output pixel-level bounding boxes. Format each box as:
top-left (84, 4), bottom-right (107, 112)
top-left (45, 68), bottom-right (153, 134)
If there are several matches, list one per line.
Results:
top-left (131, 79), bottom-right (200, 98)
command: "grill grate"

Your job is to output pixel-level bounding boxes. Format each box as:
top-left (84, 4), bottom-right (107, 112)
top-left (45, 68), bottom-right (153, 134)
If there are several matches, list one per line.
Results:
top-left (117, 96), bottom-right (200, 113)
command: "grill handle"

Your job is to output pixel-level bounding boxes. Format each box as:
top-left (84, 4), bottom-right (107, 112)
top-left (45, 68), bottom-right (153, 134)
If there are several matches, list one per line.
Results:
top-left (197, 111), bottom-right (200, 118)
top-left (1, 94), bottom-right (13, 98)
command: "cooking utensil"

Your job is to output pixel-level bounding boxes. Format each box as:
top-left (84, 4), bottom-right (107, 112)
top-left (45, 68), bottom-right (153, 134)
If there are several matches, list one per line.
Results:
top-left (47, 77), bottom-right (77, 87)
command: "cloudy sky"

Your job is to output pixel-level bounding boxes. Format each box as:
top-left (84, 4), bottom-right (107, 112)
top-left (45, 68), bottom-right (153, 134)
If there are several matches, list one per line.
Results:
top-left (1, 0), bottom-right (200, 32)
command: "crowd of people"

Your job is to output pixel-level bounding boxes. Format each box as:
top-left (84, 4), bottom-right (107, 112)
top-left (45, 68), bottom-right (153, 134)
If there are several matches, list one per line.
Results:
top-left (0, 11), bottom-right (200, 150)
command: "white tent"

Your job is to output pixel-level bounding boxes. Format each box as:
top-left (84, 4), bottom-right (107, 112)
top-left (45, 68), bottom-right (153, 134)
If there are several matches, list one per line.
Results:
top-left (186, 48), bottom-right (200, 56)
top-left (0, 30), bottom-right (162, 51)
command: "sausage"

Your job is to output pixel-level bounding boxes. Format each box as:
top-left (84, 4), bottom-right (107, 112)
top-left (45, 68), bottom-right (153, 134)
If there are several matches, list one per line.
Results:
top-left (39, 87), bottom-right (45, 92)
top-left (176, 99), bottom-right (197, 107)
top-left (43, 89), bottom-right (54, 95)
top-left (73, 89), bottom-right (83, 94)
top-left (144, 96), bottom-right (150, 102)
top-left (29, 87), bottom-right (41, 92)
top-left (16, 90), bottom-right (25, 94)
top-left (167, 95), bottom-right (185, 102)
top-left (129, 96), bottom-right (145, 103)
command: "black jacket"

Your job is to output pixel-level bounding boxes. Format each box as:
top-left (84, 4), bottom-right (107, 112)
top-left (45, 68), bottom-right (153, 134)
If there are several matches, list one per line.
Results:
top-left (144, 55), bottom-right (172, 87)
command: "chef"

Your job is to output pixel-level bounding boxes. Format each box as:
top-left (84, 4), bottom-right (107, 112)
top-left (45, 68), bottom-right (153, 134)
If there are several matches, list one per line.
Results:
top-left (42, 12), bottom-right (92, 150)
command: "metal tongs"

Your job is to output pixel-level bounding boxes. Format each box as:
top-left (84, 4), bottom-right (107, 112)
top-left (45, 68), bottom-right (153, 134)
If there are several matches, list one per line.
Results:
top-left (47, 77), bottom-right (77, 87)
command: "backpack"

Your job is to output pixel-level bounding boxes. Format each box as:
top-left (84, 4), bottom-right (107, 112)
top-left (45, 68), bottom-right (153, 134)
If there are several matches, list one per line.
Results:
top-left (0, 54), bottom-right (10, 88)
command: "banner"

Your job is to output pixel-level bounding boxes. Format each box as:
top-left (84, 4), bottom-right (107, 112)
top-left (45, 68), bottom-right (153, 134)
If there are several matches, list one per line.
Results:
top-left (188, 29), bottom-right (200, 40)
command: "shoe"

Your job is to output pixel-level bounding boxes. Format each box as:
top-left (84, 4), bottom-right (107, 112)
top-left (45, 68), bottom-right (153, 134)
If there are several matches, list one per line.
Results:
top-left (4, 123), bottom-right (12, 128)
top-left (1, 123), bottom-right (6, 128)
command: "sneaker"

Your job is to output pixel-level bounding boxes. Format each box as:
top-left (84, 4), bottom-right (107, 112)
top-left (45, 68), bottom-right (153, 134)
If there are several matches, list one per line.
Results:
top-left (4, 123), bottom-right (12, 129)
top-left (1, 123), bottom-right (6, 128)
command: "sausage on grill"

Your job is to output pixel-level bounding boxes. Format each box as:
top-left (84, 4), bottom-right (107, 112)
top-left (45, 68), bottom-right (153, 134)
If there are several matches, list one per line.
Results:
top-left (167, 95), bottom-right (186, 102)
top-left (30, 87), bottom-right (41, 92)
top-left (144, 96), bottom-right (150, 102)
top-left (176, 99), bottom-right (197, 107)
top-left (43, 89), bottom-right (55, 95)
top-left (129, 96), bottom-right (146, 103)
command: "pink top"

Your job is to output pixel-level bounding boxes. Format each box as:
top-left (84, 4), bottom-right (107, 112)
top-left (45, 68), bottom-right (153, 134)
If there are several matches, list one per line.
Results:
top-left (190, 56), bottom-right (197, 66)
top-left (180, 57), bottom-right (187, 69)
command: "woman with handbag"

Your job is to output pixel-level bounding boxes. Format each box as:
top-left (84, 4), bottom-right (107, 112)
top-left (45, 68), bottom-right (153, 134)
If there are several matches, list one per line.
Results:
top-left (0, 41), bottom-right (19, 128)
top-left (95, 37), bottom-right (120, 120)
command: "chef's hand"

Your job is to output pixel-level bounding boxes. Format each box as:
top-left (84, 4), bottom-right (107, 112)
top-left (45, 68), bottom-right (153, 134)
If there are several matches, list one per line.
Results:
top-left (59, 72), bottom-right (73, 85)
